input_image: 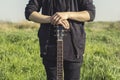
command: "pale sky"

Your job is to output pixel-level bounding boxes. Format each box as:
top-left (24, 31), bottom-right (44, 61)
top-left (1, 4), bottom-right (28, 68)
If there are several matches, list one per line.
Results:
top-left (0, 0), bottom-right (120, 22)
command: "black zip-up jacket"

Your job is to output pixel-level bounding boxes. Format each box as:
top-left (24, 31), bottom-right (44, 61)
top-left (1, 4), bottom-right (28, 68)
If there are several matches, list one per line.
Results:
top-left (25, 0), bottom-right (95, 62)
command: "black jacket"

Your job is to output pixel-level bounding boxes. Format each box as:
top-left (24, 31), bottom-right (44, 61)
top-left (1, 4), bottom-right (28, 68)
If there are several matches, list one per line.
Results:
top-left (25, 0), bottom-right (95, 62)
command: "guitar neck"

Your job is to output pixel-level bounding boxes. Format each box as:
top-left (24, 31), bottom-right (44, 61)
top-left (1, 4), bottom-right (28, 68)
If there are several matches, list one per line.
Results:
top-left (56, 25), bottom-right (64, 80)
top-left (57, 40), bottom-right (64, 80)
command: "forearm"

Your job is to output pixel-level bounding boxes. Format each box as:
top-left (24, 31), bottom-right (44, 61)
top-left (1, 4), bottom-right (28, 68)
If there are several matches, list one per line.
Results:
top-left (29, 11), bottom-right (51, 23)
top-left (67, 11), bottom-right (90, 22)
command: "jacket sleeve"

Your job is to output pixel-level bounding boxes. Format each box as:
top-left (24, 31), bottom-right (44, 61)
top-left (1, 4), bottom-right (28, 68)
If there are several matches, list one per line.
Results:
top-left (80, 0), bottom-right (96, 21)
top-left (25, 0), bottom-right (42, 20)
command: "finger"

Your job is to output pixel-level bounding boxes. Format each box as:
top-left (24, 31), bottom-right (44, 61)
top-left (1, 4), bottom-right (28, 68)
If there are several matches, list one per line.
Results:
top-left (60, 20), bottom-right (68, 29)
top-left (63, 20), bottom-right (69, 29)
top-left (61, 20), bottom-right (70, 29)
top-left (56, 19), bottom-right (62, 25)
top-left (51, 14), bottom-right (61, 25)
top-left (65, 20), bottom-right (70, 29)
top-left (58, 20), bottom-right (66, 27)
top-left (53, 16), bottom-right (61, 25)
top-left (50, 14), bottom-right (57, 25)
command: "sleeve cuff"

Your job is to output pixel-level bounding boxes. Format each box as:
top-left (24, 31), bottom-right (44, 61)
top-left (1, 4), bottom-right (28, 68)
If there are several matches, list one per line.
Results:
top-left (87, 10), bottom-right (95, 21)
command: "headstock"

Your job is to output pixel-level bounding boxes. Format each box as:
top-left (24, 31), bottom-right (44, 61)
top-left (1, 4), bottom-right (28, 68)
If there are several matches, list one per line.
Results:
top-left (56, 25), bottom-right (65, 41)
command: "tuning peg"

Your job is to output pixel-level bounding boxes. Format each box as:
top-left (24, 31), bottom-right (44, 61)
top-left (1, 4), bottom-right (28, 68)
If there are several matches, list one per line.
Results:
top-left (54, 29), bottom-right (57, 32)
top-left (54, 34), bottom-right (57, 36)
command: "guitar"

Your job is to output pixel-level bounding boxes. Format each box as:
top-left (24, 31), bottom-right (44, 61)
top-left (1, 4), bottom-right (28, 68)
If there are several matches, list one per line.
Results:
top-left (56, 25), bottom-right (65, 80)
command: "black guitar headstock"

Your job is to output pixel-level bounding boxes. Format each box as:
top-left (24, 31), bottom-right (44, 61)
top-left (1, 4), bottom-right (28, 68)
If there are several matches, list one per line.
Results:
top-left (56, 25), bottom-right (65, 41)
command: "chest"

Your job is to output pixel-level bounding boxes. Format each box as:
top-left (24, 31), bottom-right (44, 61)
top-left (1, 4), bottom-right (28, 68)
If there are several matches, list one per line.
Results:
top-left (41, 0), bottom-right (83, 12)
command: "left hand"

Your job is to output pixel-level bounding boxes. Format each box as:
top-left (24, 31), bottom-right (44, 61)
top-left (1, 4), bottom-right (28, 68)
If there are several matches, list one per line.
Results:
top-left (50, 12), bottom-right (69, 25)
top-left (58, 19), bottom-right (70, 29)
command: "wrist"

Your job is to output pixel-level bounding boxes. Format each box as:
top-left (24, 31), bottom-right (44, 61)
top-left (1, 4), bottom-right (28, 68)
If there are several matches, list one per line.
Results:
top-left (66, 12), bottom-right (71, 19)
top-left (44, 16), bottom-right (51, 23)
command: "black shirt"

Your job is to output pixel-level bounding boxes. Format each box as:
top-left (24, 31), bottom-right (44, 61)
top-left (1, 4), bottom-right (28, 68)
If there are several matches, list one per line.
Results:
top-left (25, 0), bottom-right (95, 62)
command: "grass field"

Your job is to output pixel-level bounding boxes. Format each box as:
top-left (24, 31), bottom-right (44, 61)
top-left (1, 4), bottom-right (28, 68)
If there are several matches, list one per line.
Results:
top-left (0, 21), bottom-right (120, 80)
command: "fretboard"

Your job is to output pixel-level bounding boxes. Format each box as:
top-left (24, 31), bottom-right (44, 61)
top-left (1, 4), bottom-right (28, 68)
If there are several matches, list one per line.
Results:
top-left (56, 25), bottom-right (64, 80)
top-left (57, 40), bottom-right (64, 80)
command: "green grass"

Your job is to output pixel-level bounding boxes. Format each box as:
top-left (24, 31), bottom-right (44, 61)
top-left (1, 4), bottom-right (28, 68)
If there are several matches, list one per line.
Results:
top-left (0, 21), bottom-right (120, 80)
